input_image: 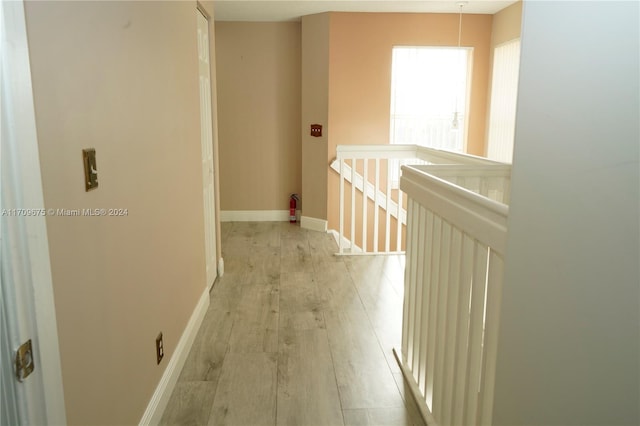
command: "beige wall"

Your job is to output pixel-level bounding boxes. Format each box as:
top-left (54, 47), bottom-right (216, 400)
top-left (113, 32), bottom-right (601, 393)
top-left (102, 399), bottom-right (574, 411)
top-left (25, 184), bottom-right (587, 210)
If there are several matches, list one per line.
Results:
top-left (215, 22), bottom-right (302, 212)
top-left (224, 13), bottom-right (494, 225)
top-left (325, 12), bottom-right (493, 230)
top-left (491, 1), bottom-right (522, 47)
top-left (301, 13), bottom-right (330, 220)
top-left (25, 1), bottom-right (218, 424)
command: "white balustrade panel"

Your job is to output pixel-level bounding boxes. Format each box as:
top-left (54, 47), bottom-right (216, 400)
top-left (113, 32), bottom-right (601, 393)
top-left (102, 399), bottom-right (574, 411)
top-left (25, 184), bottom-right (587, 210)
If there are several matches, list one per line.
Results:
top-left (397, 165), bottom-right (508, 426)
top-left (333, 145), bottom-right (506, 255)
top-left (337, 157), bottom-right (413, 254)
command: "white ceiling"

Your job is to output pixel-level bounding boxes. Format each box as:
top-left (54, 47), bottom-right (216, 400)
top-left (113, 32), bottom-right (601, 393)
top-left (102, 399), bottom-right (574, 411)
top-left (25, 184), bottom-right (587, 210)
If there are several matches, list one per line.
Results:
top-left (214, 0), bottom-right (518, 22)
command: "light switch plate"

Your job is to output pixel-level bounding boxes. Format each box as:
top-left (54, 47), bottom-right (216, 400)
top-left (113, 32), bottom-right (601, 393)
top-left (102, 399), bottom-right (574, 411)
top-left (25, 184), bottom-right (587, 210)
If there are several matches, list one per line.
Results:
top-left (82, 148), bottom-right (98, 191)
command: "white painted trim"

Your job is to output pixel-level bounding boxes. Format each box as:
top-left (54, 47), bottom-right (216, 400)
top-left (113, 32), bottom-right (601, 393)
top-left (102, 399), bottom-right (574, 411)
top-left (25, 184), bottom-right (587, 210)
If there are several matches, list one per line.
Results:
top-left (220, 210), bottom-right (289, 222)
top-left (217, 257), bottom-right (224, 277)
top-left (401, 166), bottom-right (508, 254)
top-left (197, 9), bottom-right (218, 291)
top-left (2, 1), bottom-right (66, 423)
top-left (139, 288), bottom-right (210, 426)
top-left (335, 143), bottom-right (502, 165)
top-left (328, 229), bottom-right (362, 254)
top-left (393, 348), bottom-right (438, 426)
top-left (300, 216), bottom-right (327, 232)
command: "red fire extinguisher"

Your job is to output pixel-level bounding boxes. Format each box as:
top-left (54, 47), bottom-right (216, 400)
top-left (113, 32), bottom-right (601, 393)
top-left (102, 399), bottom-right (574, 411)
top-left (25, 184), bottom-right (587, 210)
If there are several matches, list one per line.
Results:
top-left (289, 194), bottom-right (299, 223)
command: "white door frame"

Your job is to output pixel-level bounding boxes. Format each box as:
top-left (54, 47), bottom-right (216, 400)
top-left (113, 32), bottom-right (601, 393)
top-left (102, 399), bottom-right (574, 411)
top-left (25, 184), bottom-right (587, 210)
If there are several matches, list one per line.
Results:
top-left (1, 1), bottom-right (66, 424)
top-left (196, 7), bottom-right (218, 289)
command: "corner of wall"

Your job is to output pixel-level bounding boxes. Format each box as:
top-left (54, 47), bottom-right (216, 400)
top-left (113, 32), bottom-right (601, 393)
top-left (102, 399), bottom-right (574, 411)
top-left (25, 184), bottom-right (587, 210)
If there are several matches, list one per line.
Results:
top-left (301, 13), bottom-right (330, 222)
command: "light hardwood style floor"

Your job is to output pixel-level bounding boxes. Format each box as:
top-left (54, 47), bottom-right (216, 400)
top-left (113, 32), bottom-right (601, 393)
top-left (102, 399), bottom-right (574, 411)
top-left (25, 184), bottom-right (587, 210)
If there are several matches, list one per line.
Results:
top-left (160, 222), bottom-right (425, 426)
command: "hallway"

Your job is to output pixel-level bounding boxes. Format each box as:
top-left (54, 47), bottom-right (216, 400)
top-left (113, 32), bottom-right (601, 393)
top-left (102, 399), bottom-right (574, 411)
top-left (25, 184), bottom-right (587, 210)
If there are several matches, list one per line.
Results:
top-left (160, 222), bottom-right (424, 426)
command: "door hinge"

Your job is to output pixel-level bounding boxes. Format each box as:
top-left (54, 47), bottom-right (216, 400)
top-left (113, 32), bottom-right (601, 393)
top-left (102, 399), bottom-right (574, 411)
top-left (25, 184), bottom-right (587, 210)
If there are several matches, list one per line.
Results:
top-left (15, 339), bottom-right (35, 382)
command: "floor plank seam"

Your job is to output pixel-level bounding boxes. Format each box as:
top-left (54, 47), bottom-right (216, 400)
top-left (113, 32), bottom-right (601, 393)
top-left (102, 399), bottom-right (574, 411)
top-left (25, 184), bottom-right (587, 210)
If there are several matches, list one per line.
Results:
top-left (321, 309), bottom-right (348, 426)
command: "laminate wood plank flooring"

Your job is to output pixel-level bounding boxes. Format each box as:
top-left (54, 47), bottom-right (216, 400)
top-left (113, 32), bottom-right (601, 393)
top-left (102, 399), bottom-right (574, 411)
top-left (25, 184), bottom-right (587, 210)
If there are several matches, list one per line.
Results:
top-left (160, 222), bottom-right (425, 426)
top-left (228, 283), bottom-right (279, 353)
top-left (160, 382), bottom-right (218, 426)
top-left (342, 408), bottom-right (414, 426)
top-left (323, 309), bottom-right (404, 410)
top-left (208, 353), bottom-right (278, 426)
top-left (277, 329), bottom-right (344, 426)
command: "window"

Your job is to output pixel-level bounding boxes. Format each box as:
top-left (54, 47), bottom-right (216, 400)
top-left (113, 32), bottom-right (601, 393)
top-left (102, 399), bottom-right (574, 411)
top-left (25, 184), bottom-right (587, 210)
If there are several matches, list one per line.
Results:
top-left (390, 46), bottom-right (472, 152)
top-left (486, 39), bottom-right (521, 163)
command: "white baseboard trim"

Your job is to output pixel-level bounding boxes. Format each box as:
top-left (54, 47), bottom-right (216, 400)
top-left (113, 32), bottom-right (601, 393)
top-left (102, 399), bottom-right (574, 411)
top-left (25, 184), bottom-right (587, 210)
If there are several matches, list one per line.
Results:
top-left (217, 257), bottom-right (224, 277)
top-left (220, 210), bottom-right (289, 222)
top-left (393, 348), bottom-right (436, 426)
top-left (300, 216), bottom-right (328, 232)
top-left (139, 288), bottom-right (210, 425)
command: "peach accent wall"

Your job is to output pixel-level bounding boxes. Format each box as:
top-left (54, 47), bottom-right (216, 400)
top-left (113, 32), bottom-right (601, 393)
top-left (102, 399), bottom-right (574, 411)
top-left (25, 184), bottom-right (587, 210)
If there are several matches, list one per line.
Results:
top-left (215, 22), bottom-right (302, 211)
top-left (326, 12), bottom-right (493, 231)
top-left (24, 1), bottom-right (217, 424)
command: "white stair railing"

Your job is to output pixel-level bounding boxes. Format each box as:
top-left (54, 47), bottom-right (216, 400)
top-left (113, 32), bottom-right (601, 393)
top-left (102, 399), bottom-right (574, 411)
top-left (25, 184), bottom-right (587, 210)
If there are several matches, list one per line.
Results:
top-left (394, 165), bottom-right (509, 426)
top-left (413, 164), bottom-right (512, 204)
top-left (332, 145), bottom-right (502, 255)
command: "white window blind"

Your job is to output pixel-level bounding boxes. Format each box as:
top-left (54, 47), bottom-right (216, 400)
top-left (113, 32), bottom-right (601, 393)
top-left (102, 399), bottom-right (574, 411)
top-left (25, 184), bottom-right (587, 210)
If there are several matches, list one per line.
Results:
top-left (390, 47), bottom-right (471, 152)
top-left (486, 39), bottom-right (521, 163)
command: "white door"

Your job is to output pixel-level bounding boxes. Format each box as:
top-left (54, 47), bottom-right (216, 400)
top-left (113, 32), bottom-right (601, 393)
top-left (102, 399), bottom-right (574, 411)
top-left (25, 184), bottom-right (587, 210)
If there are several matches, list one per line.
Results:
top-left (0, 1), bottom-right (66, 424)
top-left (197, 9), bottom-right (217, 289)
